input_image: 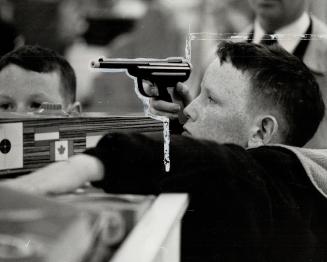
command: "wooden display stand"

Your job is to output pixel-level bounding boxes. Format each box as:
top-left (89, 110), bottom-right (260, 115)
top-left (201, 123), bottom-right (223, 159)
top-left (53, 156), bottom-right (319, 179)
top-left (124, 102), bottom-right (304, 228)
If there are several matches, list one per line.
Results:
top-left (112, 194), bottom-right (188, 262)
top-left (0, 187), bottom-right (188, 262)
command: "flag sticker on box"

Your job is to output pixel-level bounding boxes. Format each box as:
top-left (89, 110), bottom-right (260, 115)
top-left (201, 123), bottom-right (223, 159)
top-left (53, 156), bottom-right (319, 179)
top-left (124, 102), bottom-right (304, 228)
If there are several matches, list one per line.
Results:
top-left (34, 126), bottom-right (59, 141)
top-left (0, 123), bottom-right (23, 170)
top-left (86, 132), bottom-right (106, 149)
top-left (50, 140), bottom-right (73, 161)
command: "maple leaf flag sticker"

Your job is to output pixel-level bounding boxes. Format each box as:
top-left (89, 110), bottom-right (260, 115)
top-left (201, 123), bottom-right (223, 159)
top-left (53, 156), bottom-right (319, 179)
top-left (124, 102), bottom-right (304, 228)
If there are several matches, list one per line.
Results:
top-left (50, 140), bottom-right (73, 162)
top-left (0, 123), bottom-right (23, 170)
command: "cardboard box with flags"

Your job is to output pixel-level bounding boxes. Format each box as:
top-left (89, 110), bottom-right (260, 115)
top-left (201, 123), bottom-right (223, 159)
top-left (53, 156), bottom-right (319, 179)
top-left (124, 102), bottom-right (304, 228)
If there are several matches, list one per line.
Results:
top-left (0, 112), bottom-right (163, 177)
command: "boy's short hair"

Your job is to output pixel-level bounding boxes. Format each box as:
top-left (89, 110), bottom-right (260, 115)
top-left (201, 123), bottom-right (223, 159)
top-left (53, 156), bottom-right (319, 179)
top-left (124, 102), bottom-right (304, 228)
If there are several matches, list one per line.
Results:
top-left (0, 45), bottom-right (76, 104)
top-left (216, 41), bottom-right (325, 147)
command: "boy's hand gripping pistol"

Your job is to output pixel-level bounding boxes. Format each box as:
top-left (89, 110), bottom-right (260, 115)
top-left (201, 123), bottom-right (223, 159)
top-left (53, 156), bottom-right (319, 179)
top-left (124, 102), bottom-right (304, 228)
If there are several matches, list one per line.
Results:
top-left (91, 57), bottom-right (192, 102)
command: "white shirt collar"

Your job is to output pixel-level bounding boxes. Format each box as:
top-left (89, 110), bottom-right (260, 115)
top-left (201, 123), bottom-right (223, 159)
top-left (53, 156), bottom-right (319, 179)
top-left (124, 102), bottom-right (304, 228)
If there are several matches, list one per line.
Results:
top-left (252, 12), bottom-right (310, 53)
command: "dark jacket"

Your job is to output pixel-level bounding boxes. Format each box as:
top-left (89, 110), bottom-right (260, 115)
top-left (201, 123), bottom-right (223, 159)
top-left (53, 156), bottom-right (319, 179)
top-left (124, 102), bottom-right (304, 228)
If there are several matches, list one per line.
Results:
top-left (87, 133), bottom-right (327, 262)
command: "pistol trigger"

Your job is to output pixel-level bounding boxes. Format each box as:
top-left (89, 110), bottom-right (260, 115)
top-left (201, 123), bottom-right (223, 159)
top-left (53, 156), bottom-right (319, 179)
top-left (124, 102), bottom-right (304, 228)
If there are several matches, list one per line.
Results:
top-left (157, 84), bottom-right (173, 103)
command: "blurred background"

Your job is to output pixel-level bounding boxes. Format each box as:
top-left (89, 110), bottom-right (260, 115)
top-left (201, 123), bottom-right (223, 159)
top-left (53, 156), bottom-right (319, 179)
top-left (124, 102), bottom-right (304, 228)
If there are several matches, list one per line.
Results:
top-left (1, 0), bottom-right (326, 114)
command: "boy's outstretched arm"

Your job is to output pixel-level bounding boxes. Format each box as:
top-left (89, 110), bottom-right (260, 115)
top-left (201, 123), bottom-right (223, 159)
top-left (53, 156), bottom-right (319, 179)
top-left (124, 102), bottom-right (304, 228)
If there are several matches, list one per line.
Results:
top-left (2, 154), bottom-right (104, 195)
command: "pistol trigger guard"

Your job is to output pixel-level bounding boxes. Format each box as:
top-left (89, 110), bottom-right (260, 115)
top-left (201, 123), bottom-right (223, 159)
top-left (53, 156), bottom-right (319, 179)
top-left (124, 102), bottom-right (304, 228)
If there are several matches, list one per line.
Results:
top-left (137, 77), bottom-right (151, 98)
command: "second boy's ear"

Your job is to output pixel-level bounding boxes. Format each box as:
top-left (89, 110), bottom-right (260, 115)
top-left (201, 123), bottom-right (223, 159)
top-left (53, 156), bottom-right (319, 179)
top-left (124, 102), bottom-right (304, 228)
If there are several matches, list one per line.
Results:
top-left (248, 115), bottom-right (279, 148)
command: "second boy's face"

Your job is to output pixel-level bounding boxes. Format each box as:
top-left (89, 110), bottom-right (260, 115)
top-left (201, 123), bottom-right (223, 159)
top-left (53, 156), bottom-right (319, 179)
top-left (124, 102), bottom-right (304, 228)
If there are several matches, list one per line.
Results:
top-left (0, 64), bottom-right (66, 113)
top-left (183, 59), bottom-right (254, 147)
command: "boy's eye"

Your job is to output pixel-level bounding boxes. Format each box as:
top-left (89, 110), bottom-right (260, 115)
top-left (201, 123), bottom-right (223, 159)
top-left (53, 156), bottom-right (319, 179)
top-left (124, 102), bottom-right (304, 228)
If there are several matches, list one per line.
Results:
top-left (208, 96), bottom-right (215, 103)
top-left (30, 102), bottom-right (42, 109)
top-left (0, 103), bottom-right (13, 111)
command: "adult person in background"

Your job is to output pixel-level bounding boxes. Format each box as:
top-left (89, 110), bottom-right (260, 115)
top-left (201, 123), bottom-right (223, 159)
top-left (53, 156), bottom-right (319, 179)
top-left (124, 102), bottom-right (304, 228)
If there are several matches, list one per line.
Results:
top-left (0, 0), bottom-right (23, 58)
top-left (0, 17), bottom-right (20, 57)
top-left (0, 45), bottom-right (80, 113)
top-left (4, 42), bottom-right (327, 262)
top-left (11, 0), bottom-right (87, 56)
top-left (9, 0), bottom-right (92, 107)
top-left (246, 0), bottom-right (327, 148)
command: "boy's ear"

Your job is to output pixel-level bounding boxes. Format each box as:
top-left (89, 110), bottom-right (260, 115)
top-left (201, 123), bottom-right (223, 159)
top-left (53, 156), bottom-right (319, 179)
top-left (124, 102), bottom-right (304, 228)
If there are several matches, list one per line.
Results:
top-left (66, 101), bottom-right (82, 114)
top-left (248, 115), bottom-right (279, 148)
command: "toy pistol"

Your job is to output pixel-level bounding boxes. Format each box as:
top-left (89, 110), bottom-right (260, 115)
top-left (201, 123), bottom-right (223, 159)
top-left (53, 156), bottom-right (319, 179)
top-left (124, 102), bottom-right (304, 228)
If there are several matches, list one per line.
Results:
top-left (91, 57), bottom-right (192, 102)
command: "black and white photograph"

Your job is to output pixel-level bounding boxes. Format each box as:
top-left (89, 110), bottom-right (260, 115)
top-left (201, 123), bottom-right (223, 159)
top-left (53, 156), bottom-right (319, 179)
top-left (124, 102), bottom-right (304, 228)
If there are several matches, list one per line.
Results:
top-left (0, 0), bottom-right (327, 261)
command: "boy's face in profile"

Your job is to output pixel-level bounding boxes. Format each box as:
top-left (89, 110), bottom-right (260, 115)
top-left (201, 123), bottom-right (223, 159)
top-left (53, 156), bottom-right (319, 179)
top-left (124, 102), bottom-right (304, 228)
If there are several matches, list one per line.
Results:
top-left (182, 59), bottom-right (254, 147)
top-left (0, 64), bottom-right (66, 112)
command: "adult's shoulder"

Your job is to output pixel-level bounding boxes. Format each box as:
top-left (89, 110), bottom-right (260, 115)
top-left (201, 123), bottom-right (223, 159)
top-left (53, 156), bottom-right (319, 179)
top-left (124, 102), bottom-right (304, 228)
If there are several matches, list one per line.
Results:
top-left (311, 15), bottom-right (327, 35)
top-left (303, 15), bottom-right (327, 74)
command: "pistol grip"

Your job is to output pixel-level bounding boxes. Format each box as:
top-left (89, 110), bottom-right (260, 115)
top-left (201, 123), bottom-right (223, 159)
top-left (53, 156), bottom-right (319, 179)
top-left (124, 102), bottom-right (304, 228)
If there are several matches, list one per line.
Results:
top-left (157, 83), bottom-right (172, 103)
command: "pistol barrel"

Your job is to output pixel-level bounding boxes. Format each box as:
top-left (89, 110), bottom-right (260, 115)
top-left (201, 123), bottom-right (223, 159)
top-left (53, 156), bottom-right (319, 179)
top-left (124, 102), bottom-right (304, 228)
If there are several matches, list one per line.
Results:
top-left (91, 57), bottom-right (191, 70)
top-left (90, 57), bottom-right (192, 101)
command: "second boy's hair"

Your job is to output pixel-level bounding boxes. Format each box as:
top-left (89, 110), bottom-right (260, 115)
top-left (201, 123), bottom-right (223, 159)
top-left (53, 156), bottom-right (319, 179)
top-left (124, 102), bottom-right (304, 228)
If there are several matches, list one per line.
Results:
top-left (216, 41), bottom-right (325, 147)
top-left (0, 45), bottom-right (76, 104)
